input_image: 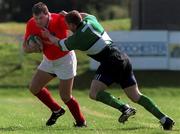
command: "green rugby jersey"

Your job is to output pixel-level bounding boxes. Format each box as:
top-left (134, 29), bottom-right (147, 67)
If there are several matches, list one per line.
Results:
top-left (59, 15), bottom-right (112, 55)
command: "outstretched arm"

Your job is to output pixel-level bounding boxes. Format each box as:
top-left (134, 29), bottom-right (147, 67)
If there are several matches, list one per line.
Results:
top-left (42, 28), bottom-right (74, 51)
top-left (41, 28), bottom-right (60, 47)
top-left (59, 10), bottom-right (89, 19)
top-left (80, 13), bottom-right (89, 18)
top-left (59, 10), bottom-right (68, 16)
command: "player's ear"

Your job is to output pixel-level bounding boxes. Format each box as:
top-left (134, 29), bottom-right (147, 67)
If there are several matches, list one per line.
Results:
top-left (69, 23), bottom-right (76, 29)
top-left (73, 23), bottom-right (78, 30)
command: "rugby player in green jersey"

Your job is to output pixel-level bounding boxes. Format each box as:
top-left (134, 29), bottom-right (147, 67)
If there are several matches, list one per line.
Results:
top-left (42, 10), bottom-right (175, 130)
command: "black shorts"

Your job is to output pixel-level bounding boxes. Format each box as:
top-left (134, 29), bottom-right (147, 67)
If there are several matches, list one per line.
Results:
top-left (93, 45), bottom-right (137, 89)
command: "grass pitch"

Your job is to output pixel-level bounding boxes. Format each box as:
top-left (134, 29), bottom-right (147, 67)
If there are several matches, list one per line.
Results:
top-left (0, 88), bottom-right (179, 134)
top-left (0, 21), bottom-right (180, 134)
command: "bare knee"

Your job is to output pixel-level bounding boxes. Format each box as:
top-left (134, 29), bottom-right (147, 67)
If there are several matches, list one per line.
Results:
top-left (89, 90), bottom-right (97, 100)
top-left (60, 95), bottom-right (71, 103)
top-left (29, 83), bottom-right (42, 95)
top-left (128, 93), bottom-right (141, 103)
top-left (124, 85), bottom-right (142, 103)
top-left (89, 80), bottom-right (107, 100)
top-left (129, 97), bottom-right (139, 103)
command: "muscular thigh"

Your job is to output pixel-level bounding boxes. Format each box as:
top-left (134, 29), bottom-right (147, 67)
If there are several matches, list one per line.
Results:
top-left (89, 80), bottom-right (107, 99)
top-left (30, 69), bottom-right (54, 93)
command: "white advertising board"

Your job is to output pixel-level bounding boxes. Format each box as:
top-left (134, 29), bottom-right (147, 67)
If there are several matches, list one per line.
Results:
top-left (169, 32), bottom-right (180, 70)
top-left (90, 31), bottom-right (169, 70)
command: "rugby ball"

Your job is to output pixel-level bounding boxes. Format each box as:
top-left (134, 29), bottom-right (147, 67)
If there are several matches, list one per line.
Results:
top-left (27, 35), bottom-right (43, 51)
top-left (27, 35), bottom-right (41, 45)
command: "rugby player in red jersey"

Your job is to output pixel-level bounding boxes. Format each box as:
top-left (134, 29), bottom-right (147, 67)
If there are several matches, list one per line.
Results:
top-left (22, 2), bottom-right (86, 127)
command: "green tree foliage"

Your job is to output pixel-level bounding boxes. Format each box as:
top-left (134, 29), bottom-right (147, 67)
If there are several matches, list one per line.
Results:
top-left (0, 0), bottom-right (130, 22)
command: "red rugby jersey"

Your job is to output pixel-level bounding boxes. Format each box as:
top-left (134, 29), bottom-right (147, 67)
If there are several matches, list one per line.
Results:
top-left (24, 13), bottom-right (69, 60)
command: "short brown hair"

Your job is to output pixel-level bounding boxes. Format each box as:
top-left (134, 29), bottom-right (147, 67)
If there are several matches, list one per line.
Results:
top-left (65, 10), bottom-right (82, 26)
top-left (32, 2), bottom-right (49, 15)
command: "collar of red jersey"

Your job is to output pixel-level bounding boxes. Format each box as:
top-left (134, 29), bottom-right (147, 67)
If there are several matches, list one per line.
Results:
top-left (46, 13), bottom-right (52, 28)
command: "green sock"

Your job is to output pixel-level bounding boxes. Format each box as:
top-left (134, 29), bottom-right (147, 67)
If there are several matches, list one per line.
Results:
top-left (137, 95), bottom-right (165, 119)
top-left (96, 90), bottom-right (126, 112)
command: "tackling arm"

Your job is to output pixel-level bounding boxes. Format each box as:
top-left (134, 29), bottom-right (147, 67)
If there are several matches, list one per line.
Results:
top-left (41, 28), bottom-right (71, 51)
top-left (41, 28), bottom-right (63, 50)
top-left (59, 10), bottom-right (89, 19)
top-left (80, 13), bottom-right (89, 18)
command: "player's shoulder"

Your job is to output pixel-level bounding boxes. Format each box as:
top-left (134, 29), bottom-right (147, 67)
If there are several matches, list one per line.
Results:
top-left (83, 15), bottom-right (97, 21)
top-left (50, 13), bottom-right (65, 23)
top-left (50, 13), bottom-right (58, 17)
top-left (50, 13), bottom-right (64, 19)
top-left (27, 17), bottom-right (36, 26)
top-left (26, 17), bottom-right (40, 33)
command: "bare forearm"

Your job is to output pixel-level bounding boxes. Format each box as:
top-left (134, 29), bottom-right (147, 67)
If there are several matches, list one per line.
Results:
top-left (60, 10), bottom-right (88, 19)
top-left (80, 13), bottom-right (89, 18)
top-left (48, 35), bottom-right (60, 47)
top-left (41, 28), bottom-right (61, 48)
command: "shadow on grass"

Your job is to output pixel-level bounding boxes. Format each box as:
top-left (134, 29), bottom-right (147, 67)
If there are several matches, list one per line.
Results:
top-left (0, 125), bottom-right (159, 132)
top-left (74, 70), bottom-right (180, 89)
top-left (1, 125), bottom-right (179, 132)
top-left (134, 70), bottom-right (180, 88)
top-left (0, 70), bottom-right (180, 90)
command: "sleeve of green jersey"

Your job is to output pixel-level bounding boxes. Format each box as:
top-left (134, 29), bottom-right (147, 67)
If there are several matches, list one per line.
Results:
top-left (83, 15), bottom-right (97, 22)
top-left (59, 35), bottom-right (77, 51)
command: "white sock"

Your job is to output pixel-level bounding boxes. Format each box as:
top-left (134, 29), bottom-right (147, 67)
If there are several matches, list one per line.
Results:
top-left (53, 109), bottom-right (61, 113)
top-left (160, 116), bottom-right (167, 124)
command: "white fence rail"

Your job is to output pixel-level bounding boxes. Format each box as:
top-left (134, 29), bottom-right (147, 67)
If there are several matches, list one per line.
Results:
top-left (90, 30), bottom-right (180, 70)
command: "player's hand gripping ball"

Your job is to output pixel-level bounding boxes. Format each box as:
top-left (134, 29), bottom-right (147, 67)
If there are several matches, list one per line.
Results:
top-left (27, 35), bottom-right (43, 53)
